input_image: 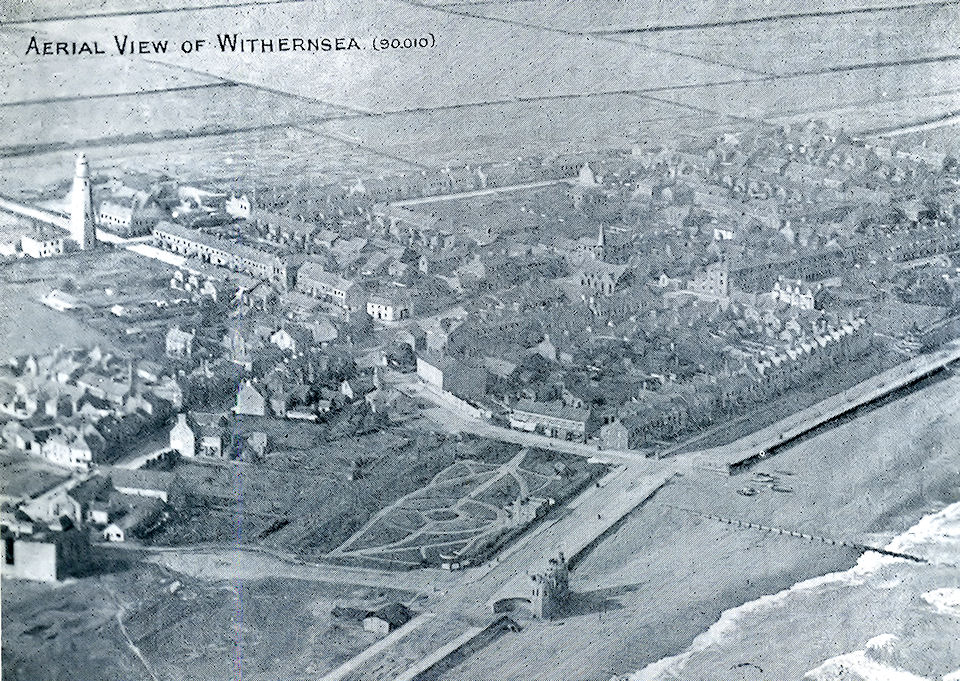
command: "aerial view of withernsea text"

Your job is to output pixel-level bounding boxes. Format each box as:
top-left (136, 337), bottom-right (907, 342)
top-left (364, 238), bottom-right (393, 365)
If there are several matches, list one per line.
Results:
top-left (0, 0), bottom-right (958, 679)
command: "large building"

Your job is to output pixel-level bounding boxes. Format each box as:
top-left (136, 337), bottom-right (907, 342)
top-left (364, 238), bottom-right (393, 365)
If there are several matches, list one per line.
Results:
top-left (416, 353), bottom-right (487, 401)
top-left (1, 524), bottom-right (91, 582)
top-left (20, 232), bottom-right (65, 259)
top-left (510, 400), bottom-right (593, 443)
top-left (153, 221), bottom-right (292, 288)
top-left (69, 153), bottom-right (97, 250)
top-left (96, 199), bottom-right (163, 237)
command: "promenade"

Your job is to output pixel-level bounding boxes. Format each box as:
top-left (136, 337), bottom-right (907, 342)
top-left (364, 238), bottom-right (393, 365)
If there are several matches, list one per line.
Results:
top-left (694, 339), bottom-right (960, 472)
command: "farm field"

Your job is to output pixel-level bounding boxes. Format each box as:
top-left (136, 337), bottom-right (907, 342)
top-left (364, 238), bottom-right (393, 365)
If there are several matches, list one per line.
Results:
top-left (315, 94), bottom-right (717, 167)
top-left (0, 126), bottom-right (418, 197)
top-left (627, 2), bottom-right (960, 77)
top-left (0, 84), bottom-right (346, 155)
top-left (455, 0), bottom-right (954, 33)
top-left (650, 60), bottom-right (960, 129)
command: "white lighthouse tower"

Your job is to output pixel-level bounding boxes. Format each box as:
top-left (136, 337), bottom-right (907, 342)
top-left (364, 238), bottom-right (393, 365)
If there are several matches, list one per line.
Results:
top-left (69, 153), bottom-right (96, 250)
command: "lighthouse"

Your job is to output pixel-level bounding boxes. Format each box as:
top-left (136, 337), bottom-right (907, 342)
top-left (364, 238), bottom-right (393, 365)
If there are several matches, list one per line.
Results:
top-left (69, 153), bottom-right (96, 250)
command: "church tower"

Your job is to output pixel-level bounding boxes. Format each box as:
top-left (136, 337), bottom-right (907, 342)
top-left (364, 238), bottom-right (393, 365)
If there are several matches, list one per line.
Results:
top-left (69, 153), bottom-right (96, 250)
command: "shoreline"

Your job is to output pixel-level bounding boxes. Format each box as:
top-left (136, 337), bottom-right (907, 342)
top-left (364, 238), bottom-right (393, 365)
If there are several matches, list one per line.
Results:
top-left (623, 500), bottom-right (960, 680)
top-left (439, 372), bottom-right (960, 681)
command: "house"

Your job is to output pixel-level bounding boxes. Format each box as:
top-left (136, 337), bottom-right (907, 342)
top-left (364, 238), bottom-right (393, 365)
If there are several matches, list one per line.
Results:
top-left (340, 375), bottom-right (376, 401)
top-left (222, 328), bottom-right (257, 370)
top-left (101, 499), bottom-right (164, 543)
top-left (87, 501), bottom-right (110, 525)
top-left (41, 428), bottom-right (106, 469)
top-left (363, 603), bottom-right (413, 635)
top-left (510, 400), bottom-right (593, 443)
top-left (2, 421), bottom-right (36, 453)
top-left (67, 475), bottom-right (111, 524)
top-left (20, 483), bottom-right (83, 526)
top-left (76, 371), bottom-right (133, 406)
top-left (225, 193), bottom-right (251, 218)
top-left (599, 419), bottom-right (629, 450)
top-left (269, 326), bottom-right (312, 353)
top-left (367, 291), bottom-right (413, 322)
top-left (234, 380), bottom-right (267, 416)
top-left (1, 525), bottom-right (91, 582)
top-left (686, 260), bottom-right (730, 300)
top-left (416, 354), bottom-right (487, 401)
top-left (110, 469), bottom-right (175, 503)
top-left (21, 233), bottom-right (65, 259)
top-left (397, 326), bottom-right (427, 353)
top-left (575, 262), bottom-right (628, 296)
top-left (165, 326), bottom-right (195, 359)
top-left (296, 261), bottom-right (363, 309)
top-left (169, 413), bottom-right (196, 457)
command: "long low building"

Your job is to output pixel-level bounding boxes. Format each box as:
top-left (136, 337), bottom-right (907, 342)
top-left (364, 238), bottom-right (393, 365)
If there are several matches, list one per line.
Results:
top-left (153, 221), bottom-right (292, 288)
top-left (510, 399), bottom-right (594, 443)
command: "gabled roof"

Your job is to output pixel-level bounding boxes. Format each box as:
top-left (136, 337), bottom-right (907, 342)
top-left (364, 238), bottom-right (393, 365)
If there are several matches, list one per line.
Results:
top-left (513, 399), bottom-right (590, 423)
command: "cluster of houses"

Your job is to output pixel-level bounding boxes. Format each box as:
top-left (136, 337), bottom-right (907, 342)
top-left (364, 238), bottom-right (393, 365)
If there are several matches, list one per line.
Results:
top-left (16, 119), bottom-right (954, 463)
top-left (1, 468), bottom-right (178, 581)
top-left (0, 347), bottom-right (179, 469)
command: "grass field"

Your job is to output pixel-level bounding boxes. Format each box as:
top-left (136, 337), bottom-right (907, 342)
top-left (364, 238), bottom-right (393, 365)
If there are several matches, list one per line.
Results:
top-left (0, 84), bottom-right (345, 154)
top-left (456, 0), bottom-right (953, 33)
top-left (1, 563), bottom-right (416, 681)
top-left (627, 2), bottom-right (960, 76)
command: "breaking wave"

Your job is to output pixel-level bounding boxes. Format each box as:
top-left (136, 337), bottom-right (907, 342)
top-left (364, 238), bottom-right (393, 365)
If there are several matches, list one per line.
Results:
top-left (617, 501), bottom-right (960, 681)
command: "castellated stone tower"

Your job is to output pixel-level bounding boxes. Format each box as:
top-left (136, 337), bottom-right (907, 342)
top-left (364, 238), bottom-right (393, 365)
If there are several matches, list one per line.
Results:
top-left (529, 552), bottom-right (570, 619)
top-left (69, 153), bottom-right (96, 250)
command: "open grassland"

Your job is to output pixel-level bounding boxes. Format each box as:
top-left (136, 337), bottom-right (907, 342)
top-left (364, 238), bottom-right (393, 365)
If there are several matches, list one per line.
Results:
top-left (1, 563), bottom-right (416, 681)
top-left (625, 2), bottom-right (960, 76)
top-left (0, 126), bottom-right (416, 197)
top-left (456, 0), bottom-right (954, 33)
top-left (0, 84), bottom-right (346, 155)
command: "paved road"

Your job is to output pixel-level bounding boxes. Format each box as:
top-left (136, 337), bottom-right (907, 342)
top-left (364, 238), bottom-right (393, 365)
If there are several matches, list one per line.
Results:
top-left (396, 378), bottom-right (652, 465)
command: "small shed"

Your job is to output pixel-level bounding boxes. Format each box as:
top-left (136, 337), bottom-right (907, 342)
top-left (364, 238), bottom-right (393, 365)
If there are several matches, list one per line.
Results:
top-left (363, 603), bottom-right (413, 635)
